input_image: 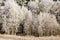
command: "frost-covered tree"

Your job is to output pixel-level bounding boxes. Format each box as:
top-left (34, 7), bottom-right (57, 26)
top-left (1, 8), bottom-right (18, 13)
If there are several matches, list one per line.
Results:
top-left (31, 13), bottom-right (39, 36)
top-left (39, 0), bottom-right (54, 13)
top-left (23, 10), bottom-right (32, 35)
top-left (1, 0), bottom-right (33, 35)
top-left (38, 12), bottom-right (60, 36)
top-left (2, 0), bottom-right (28, 35)
top-left (0, 0), bottom-right (6, 33)
top-left (28, 1), bottom-right (40, 15)
top-left (50, 2), bottom-right (60, 24)
top-left (27, 1), bottom-right (40, 36)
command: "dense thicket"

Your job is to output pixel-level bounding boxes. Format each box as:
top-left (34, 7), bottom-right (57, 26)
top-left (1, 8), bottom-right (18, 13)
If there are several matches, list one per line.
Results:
top-left (0, 0), bottom-right (60, 37)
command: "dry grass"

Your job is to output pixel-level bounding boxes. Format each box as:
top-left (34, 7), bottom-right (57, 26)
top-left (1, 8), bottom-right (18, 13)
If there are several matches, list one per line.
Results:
top-left (0, 34), bottom-right (60, 40)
